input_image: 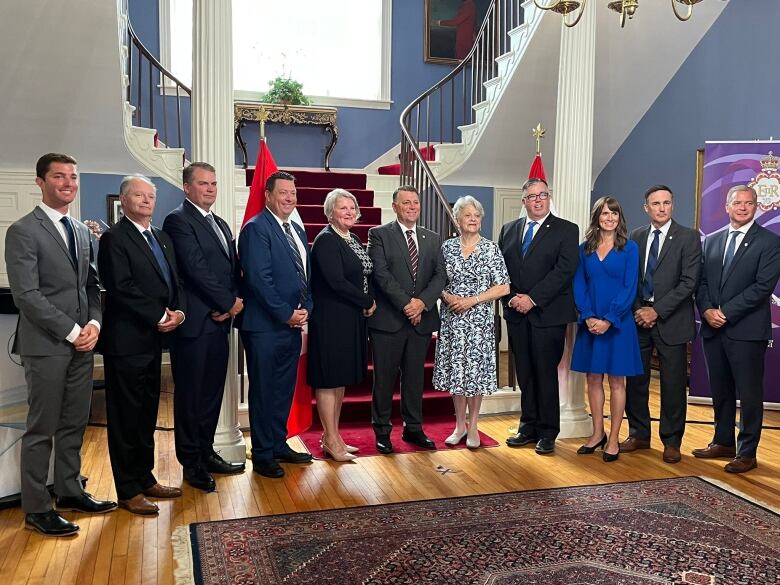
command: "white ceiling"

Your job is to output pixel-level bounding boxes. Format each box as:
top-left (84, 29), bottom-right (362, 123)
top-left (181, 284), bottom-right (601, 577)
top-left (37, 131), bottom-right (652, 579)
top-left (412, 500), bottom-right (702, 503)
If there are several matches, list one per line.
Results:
top-left (442, 0), bottom-right (727, 188)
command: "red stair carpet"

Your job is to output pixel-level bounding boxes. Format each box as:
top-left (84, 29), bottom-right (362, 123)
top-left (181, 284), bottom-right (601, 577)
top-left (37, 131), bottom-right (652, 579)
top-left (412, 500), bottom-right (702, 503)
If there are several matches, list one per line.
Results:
top-left (245, 167), bottom-right (498, 457)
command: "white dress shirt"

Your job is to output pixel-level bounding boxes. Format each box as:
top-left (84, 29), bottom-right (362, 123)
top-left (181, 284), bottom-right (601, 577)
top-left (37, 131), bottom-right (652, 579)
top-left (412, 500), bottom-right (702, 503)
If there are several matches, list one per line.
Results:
top-left (722, 220), bottom-right (754, 264)
top-left (269, 210), bottom-right (307, 277)
top-left (397, 220), bottom-right (419, 251)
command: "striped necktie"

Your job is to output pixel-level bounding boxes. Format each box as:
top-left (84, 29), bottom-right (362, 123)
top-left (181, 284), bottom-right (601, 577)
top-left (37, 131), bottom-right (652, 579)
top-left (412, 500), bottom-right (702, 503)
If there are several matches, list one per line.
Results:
top-left (406, 229), bottom-right (418, 279)
top-left (283, 222), bottom-right (308, 306)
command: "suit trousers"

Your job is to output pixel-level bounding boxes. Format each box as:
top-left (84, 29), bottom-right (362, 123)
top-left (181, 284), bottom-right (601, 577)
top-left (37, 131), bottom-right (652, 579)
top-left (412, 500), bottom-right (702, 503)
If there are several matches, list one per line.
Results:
top-left (170, 330), bottom-right (229, 469)
top-left (625, 325), bottom-right (688, 447)
top-left (105, 351), bottom-right (162, 500)
top-left (241, 328), bottom-right (301, 462)
top-left (508, 320), bottom-right (566, 439)
top-left (702, 333), bottom-right (767, 458)
top-left (369, 324), bottom-right (432, 436)
top-left (20, 350), bottom-right (93, 513)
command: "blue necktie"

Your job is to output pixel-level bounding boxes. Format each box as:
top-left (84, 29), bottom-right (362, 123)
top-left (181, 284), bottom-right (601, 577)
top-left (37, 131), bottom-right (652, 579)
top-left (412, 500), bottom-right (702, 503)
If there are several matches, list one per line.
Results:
top-left (722, 230), bottom-right (739, 274)
top-left (642, 228), bottom-right (661, 301)
top-left (143, 229), bottom-right (172, 292)
top-left (60, 217), bottom-right (78, 269)
top-left (521, 221), bottom-right (538, 256)
top-left (283, 222), bottom-right (308, 306)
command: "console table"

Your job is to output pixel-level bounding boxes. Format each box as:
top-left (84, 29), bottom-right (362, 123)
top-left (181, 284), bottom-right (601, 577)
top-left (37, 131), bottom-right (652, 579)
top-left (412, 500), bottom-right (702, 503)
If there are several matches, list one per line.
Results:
top-left (234, 102), bottom-right (339, 171)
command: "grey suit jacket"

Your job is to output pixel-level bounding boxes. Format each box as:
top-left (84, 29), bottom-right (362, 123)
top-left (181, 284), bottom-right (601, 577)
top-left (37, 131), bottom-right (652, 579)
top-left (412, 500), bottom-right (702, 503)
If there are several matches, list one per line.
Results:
top-left (5, 206), bottom-right (101, 356)
top-left (631, 220), bottom-right (701, 346)
top-left (366, 221), bottom-right (446, 335)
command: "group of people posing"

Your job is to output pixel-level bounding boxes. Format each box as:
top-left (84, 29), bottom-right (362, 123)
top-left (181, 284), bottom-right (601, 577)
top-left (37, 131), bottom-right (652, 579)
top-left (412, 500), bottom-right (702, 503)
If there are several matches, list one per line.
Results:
top-left (7, 153), bottom-right (779, 539)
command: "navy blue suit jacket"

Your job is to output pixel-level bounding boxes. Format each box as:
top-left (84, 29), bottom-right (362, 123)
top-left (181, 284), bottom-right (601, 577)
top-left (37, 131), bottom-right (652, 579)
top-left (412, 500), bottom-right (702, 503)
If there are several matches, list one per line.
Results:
top-left (238, 210), bottom-right (313, 332)
top-left (697, 222), bottom-right (780, 341)
top-left (163, 199), bottom-right (240, 338)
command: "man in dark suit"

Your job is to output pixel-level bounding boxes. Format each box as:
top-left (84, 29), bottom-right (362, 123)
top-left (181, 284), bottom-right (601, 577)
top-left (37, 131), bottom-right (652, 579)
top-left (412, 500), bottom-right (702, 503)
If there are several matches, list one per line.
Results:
top-left (239, 171), bottom-right (313, 479)
top-left (5, 153), bottom-right (116, 536)
top-left (98, 174), bottom-right (186, 514)
top-left (499, 178), bottom-right (579, 455)
top-left (163, 163), bottom-right (245, 492)
top-left (621, 185), bottom-right (701, 464)
top-left (367, 185), bottom-right (447, 454)
top-left (693, 184), bottom-right (780, 473)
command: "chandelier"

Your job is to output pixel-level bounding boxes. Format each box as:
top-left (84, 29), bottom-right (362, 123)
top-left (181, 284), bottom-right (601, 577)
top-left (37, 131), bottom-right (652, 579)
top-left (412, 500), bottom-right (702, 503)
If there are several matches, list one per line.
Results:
top-left (533, 0), bottom-right (705, 28)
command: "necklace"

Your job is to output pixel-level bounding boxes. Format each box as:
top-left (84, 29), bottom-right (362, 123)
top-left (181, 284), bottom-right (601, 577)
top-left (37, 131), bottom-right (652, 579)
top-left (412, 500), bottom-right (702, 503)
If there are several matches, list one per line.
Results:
top-left (460, 236), bottom-right (481, 249)
top-left (332, 225), bottom-right (352, 240)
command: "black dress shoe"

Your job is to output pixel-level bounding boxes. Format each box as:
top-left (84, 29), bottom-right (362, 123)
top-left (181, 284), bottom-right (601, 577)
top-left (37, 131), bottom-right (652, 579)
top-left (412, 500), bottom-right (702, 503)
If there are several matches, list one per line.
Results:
top-left (274, 446), bottom-right (313, 464)
top-left (205, 453), bottom-right (246, 474)
top-left (577, 434), bottom-right (607, 455)
top-left (535, 438), bottom-right (555, 455)
top-left (55, 492), bottom-right (117, 514)
top-left (375, 436), bottom-right (394, 454)
top-left (184, 467), bottom-right (216, 491)
top-left (253, 459), bottom-right (285, 478)
top-left (25, 510), bottom-right (79, 536)
top-left (506, 432), bottom-right (538, 447)
top-left (603, 449), bottom-right (620, 462)
top-left (402, 430), bottom-right (435, 449)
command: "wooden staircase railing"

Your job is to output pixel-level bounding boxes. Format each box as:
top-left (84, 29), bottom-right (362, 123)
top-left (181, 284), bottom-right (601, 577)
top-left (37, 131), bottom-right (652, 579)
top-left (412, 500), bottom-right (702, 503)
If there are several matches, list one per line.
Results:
top-left (399, 0), bottom-right (525, 241)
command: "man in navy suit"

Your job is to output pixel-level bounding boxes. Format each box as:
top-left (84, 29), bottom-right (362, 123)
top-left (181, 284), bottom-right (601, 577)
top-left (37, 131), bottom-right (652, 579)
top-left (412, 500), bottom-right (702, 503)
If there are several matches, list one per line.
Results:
top-left (694, 185), bottom-right (780, 473)
top-left (239, 171), bottom-right (313, 478)
top-left (163, 163), bottom-right (245, 492)
top-left (499, 178), bottom-right (579, 455)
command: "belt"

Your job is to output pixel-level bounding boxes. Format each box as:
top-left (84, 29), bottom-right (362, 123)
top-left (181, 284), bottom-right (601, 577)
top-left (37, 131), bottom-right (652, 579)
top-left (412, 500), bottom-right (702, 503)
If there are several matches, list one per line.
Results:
top-left (640, 300), bottom-right (654, 307)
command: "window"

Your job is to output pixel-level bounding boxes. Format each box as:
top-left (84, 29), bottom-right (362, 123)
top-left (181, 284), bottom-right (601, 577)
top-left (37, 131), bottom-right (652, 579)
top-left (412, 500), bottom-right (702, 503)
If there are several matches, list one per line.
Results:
top-left (161, 0), bottom-right (391, 109)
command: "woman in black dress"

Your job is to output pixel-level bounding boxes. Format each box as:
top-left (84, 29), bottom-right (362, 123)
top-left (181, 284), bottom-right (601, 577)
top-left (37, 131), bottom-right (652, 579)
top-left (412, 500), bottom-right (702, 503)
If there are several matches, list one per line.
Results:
top-left (308, 189), bottom-right (375, 461)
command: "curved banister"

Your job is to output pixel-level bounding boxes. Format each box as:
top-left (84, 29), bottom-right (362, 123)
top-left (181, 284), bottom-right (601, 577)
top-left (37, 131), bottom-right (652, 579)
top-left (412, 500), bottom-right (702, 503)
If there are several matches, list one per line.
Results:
top-left (399, 0), bottom-right (524, 240)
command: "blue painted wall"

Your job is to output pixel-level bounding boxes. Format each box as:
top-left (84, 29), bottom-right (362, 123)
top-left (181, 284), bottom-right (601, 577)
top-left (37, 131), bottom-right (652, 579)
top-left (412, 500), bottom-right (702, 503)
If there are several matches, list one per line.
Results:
top-left (593, 0), bottom-right (780, 231)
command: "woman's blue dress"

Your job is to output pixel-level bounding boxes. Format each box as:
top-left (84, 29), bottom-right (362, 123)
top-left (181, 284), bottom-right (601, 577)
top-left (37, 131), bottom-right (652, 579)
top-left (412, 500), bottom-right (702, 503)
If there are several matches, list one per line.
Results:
top-left (570, 240), bottom-right (643, 376)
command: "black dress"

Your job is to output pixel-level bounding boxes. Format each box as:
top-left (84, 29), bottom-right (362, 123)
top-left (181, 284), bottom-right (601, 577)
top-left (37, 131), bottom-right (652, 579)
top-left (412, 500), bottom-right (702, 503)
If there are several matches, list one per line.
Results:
top-left (307, 226), bottom-right (374, 388)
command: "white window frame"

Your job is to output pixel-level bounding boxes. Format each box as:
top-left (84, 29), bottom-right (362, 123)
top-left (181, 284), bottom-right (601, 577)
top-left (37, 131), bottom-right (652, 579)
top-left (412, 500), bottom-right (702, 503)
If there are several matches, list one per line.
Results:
top-left (159, 0), bottom-right (392, 110)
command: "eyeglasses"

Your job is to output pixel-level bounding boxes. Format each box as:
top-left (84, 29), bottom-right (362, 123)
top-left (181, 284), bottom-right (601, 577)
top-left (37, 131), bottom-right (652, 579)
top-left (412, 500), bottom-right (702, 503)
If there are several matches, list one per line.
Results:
top-left (524, 192), bottom-right (549, 202)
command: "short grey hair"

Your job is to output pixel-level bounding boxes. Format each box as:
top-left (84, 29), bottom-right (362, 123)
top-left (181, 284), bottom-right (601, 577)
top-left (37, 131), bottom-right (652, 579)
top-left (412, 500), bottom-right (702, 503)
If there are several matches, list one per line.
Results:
top-left (119, 174), bottom-right (156, 197)
top-left (323, 188), bottom-right (361, 221)
top-left (521, 178), bottom-right (549, 197)
top-left (452, 195), bottom-right (484, 221)
top-left (725, 184), bottom-right (757, 206)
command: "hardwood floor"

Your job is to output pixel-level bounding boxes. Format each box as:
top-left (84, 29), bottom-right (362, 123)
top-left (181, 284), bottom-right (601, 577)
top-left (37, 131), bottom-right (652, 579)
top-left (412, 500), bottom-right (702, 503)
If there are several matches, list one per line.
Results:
top-left (2, 372), bottom-right (780, 584)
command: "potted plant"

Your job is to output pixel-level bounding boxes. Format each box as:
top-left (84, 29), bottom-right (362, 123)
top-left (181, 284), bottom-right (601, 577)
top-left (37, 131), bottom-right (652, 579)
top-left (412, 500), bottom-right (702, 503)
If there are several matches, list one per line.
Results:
top-left (263, 76), bottom-right (311, 106)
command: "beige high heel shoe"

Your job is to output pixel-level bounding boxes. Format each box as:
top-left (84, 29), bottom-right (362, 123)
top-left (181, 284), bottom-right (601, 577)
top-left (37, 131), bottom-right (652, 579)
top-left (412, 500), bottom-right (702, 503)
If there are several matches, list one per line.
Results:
top-left (321, 433), bottom-right (359, 454)
top-left (321, 441), bottom-right (357, 462)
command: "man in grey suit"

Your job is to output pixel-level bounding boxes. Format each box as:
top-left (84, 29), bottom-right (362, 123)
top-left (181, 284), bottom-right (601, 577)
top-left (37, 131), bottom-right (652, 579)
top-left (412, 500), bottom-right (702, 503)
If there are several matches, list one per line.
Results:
top-left (367, 185), bottom-right (447, 454)
top-left (5, 153), bottom-right (116, 537)
top-left (621, 185), bottom-right (701, 464)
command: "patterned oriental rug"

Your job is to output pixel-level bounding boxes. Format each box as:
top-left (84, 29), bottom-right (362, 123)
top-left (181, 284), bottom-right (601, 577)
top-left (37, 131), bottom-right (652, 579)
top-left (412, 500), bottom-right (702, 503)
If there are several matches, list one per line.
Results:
top-left (171, 477), bottom-right (780, 585)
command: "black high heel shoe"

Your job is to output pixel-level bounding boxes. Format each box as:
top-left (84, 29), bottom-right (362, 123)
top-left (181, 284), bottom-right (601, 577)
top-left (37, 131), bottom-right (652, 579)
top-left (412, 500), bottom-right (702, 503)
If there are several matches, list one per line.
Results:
top-left (602, 448), bottom-right (620, 462)
top-left (577, 434), bottom-right (607, 455)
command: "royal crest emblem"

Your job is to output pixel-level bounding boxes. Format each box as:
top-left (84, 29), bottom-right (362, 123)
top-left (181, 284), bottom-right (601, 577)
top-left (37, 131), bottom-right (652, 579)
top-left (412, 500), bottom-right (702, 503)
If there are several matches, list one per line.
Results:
top-left (749, 151), bottom-right (780, 211)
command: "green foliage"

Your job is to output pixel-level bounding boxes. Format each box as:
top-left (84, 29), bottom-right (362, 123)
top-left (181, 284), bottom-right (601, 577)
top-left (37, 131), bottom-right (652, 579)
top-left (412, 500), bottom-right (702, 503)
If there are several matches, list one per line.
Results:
top-left (263, 76), bottom-right (311, 105)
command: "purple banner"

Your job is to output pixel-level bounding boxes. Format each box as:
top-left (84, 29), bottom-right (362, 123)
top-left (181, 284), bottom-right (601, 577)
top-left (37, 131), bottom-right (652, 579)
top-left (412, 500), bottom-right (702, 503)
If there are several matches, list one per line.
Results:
top-left (689, 142), bottom-right (780, 403)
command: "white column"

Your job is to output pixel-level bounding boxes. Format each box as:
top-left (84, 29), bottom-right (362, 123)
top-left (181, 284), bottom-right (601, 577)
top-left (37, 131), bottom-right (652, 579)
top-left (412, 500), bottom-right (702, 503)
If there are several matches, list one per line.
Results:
top-left (551, 1), bottom-right (596, 439)
top-left (191, 0), bottom-right (246, 462)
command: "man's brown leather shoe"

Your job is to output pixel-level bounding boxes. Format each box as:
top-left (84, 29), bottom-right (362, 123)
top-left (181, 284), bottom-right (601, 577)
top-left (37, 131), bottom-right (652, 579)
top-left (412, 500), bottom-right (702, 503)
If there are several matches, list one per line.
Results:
top-left (142, 483), bottom-right (182, 499)
top-left (691, 443), bottom-right (736, 459)
top-left (118, 495), bottom-right (159, 515)
top-left (662, 445), bottom-right (681, 464)
top-left (724, 456), bottom-right (757, 474)
top-left (618, 436), bottom-right (651, 452)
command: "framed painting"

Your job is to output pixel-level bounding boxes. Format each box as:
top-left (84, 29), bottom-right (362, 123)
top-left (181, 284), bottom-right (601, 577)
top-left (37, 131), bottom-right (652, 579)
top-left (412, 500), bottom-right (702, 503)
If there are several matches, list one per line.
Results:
top-left (107, 194), bottom-right (123, 226)
top-left (424, 0), bottom-right (492, 64)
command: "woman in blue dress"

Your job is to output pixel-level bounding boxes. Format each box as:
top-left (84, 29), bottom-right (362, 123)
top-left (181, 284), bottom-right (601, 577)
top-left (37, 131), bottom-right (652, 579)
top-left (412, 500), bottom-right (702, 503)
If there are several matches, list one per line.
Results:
top-left (434, 196), bottom-right (510, 449)
top-left (571, 196), bottom-right (643, 462)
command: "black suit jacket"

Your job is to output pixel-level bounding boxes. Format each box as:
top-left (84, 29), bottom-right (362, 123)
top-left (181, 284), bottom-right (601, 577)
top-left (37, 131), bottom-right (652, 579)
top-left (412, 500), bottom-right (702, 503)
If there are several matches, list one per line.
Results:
top-left (697, 222), bottom-right (780, 341)
top-left (98, 216), bottom-right (185, 355)
top-left (163, 200), bottom-right (240, 338)
top-left (631, 220), bottom-right (701, 345)
top-left (366, 221), bottom-right (446, 335)
top-left (499, 214), bottom-right (579, 327)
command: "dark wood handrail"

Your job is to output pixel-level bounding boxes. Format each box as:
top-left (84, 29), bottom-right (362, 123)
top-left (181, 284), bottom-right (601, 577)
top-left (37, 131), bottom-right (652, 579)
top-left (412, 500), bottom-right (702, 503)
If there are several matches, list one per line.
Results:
top-left (399, 0), bottom-right (524, 241)
top-left (126, 21), bottom-right (191, 157)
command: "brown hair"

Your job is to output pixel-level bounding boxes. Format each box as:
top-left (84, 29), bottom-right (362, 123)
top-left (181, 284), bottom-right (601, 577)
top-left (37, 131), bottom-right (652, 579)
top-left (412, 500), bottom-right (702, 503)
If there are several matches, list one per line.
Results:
top-left (36, 153), bottom-right (77, 179)
top-left (584, 196), bottom-right (628, 255)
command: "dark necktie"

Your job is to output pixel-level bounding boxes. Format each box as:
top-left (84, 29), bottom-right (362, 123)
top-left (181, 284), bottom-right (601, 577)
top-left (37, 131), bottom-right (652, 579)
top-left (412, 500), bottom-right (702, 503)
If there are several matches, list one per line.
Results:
top-left (521, 221), bottom-right (538, 256)
top-left (143, 229), bottom-right (172, 292)
top-left (406, 229), bottom-right (418, 278)
top-left (642, 228), bottom-right (662, 301)
top-left (283, 222), bottom-right (308, 306)
top-left (722, 230), bottom-right (739, 274)
top-left (206, 213), bottom-right (229, 255)
top-left (60, 216), bottom-right (78, 269)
